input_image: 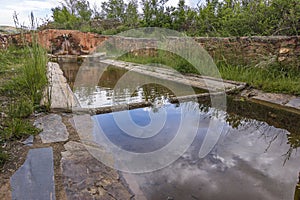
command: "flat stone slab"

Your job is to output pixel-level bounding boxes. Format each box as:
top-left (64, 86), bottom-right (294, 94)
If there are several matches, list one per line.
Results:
top-left (42, 62), bottom-right (80, 109)
top-left (286, 97), bottom-right (300, 109)
top-left (251, 91), bottom-right (293, 105)
top-left (61, 141), bottom-right (132, 200)
top-left (10, 147), bottom-right (55, 200)
top-left (34, 114), bottom-right (69, 143)
top-left (242, 89), bottom-right (300, 112)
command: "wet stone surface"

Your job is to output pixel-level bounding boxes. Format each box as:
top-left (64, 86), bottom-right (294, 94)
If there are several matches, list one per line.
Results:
top-left (34, 114), bottom-right (69, 143)
top-left (241, 89), bottom-right (300, 112)
top-left (286, 97), bottom-right (300, 109)
top-left (10, 147), bottom-right (55, 200)
top-left (61, 141), bottom-right (133, 200)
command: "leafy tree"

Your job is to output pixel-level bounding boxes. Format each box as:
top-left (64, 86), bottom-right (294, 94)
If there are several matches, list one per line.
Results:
top-left (125, 0), bottom-right (139, 27)
top-left (101, 0), bottom-right (126, 23)
top-left (140, 0), bottom-right (170, 27)
top-left (48, 0), bottom-right (300, 36)
top-left (173, 0), bottom-right (187, 31)
top-left (52, 6), bottom-right (79, 29)
top-left (51, 0), bottom-right (92, 29)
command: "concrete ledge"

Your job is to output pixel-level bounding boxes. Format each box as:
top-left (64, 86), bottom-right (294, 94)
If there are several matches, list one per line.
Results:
top-left (42, 62), bottom-right (80, 110)
top-left (242, 89), bottom-right (300, 115)
top-left (100, 59), bottom-right (246, 92)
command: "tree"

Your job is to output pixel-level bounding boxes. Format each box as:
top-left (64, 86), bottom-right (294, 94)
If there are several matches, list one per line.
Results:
top-left (101, 0), bottom-right (126, 23)
top-left (173, 0), bottom-right (187, 31)
top-left (140, 0), bottom-right (172, 27)
top-left (125, 0), bottom-right (139, 27)
top-left (51, 0), bottom-right (92, 29)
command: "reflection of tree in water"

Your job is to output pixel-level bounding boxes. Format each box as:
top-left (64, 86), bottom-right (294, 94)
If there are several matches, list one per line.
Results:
top-left (202, 101), bottom-right (300, 168)
top-left (215, 97), bottom-right (300, 164)
top-left (131, 83), bottom-right (174, 103)
top-left (225, 113), bottom-right (245, 129)
top-left (284, 133), bottom-right (300, 165)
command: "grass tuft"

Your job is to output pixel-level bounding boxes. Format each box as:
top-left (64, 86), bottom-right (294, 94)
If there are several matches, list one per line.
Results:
top-left (0, 32), bottom-right (48, 166)
top-left (218, 63), bottom-right (300, 95)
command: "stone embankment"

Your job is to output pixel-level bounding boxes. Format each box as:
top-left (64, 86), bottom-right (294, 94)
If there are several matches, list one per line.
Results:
top-left (1, 29), bottom-right (299, 69)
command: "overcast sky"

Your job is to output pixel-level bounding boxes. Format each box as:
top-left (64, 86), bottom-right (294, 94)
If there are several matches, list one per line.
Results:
top-left (0, 0), bottom-right (200, 27)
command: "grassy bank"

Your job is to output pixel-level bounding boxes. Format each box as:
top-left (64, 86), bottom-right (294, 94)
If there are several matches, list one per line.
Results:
top-left (118, 51), bottom-right (300, 95)
top-left (0, 35), bottom-right (48, 165)
top-left (119, 50), bottom-right (199, 74)
top-left (218, 63), bottom-right (300, 95)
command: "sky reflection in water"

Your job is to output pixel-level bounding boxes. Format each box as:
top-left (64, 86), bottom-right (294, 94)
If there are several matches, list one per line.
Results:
top-left (94, 101), bottom-right (300, 200)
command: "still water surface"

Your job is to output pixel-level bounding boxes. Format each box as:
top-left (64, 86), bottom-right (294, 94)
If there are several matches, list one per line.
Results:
top-left (93, 100), bottom-right (300, 200)
top-left (60, 61), bottom-right (300, 200)
top-left (60, 62), bottom-right (206, 108)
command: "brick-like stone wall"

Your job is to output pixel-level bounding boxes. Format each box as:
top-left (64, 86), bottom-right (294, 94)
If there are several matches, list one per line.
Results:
top-left (107, 35), bottom-right (300, 69)
top-left (194, 36), bottom-right (300, 69)
top-left (2, 29), bottom-right (300, 69)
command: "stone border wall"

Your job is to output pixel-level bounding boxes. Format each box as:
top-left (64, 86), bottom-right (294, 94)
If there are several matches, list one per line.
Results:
top-left (2, 29), bottom-right (299, 68)
top-left (194, 36), bottom-right (300, 68)
top-left (108, 36), bottom-right (300, 69)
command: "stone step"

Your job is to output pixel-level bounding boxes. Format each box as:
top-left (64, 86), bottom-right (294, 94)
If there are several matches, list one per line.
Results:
top-left (10, 147), bottom-right (55, 200)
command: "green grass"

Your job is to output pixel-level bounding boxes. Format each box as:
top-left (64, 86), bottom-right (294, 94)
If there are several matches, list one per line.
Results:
top-left (0, 33), bottom-right (48, 166)
top-left (218, 63), bottom-right (300, 95)
top-left (118, 50), bottom-right (300, 95)
top-left (118, 50), bottom-right (199, 74)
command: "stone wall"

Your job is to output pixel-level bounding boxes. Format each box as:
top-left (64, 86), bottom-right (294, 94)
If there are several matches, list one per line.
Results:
top-left (194, 36), bottom-right (300, 68)
top-left (2, 29), bottom-right (299, 69)
top-left (108, 36), bottom-right (300, 69)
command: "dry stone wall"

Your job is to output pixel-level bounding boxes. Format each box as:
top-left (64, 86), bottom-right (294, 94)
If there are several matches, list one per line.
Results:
top-left (2, 29), bottom-right (299, 69)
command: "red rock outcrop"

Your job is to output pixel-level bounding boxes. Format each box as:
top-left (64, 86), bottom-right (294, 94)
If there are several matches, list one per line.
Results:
top-left (7, 29), bottom-right (108, 55)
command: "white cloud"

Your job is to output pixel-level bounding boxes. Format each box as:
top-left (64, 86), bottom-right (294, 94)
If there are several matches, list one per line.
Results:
top-left (0, 0), bottom-right (58, 26)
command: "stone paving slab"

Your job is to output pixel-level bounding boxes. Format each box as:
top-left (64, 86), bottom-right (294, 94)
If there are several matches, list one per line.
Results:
top-left (286, 97), bottom-right (300, 109)
top-left (61, 141), bottom-right (132, 200)
top-left (242, 89), bottom-right (300, 112)
top-left (34, 114), bottom-right (69, 143)
top-left (10, 147), bottom-right (55, 200)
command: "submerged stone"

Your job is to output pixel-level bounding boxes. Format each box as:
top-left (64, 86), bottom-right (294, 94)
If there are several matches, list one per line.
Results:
top-left (34, 114), bottom-right (69, 143)
top-left (61, 141), bottom-right (132, 200)
top-left (10, 147), bottom-right (55, 200)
